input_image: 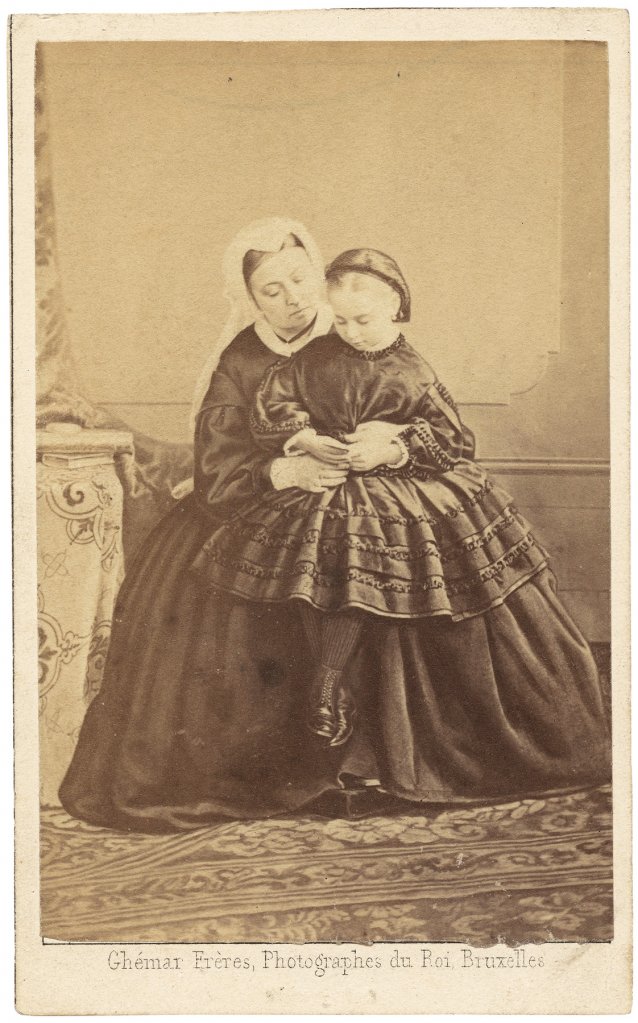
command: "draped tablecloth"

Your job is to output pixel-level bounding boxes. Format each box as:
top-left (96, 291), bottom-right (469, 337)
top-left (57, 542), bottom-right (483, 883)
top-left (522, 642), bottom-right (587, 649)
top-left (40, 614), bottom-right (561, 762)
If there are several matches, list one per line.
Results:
top-left (37, 428), bottom-right (133, 806)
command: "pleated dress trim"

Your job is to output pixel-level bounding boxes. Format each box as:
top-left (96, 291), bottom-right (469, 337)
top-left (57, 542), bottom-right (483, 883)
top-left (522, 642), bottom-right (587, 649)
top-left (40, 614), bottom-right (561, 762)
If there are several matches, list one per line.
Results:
top-left (192, 458), bottom-right (550, 621)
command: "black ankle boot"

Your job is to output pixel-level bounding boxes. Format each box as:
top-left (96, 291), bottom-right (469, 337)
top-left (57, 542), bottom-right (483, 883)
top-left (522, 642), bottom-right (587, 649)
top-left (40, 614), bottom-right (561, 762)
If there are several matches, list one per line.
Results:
top-left (307, 667), bottom-right (356, 746)
top-left (307, 667), bottom-right (341, 743)
top-left (330, 688), bottom-right (357, 747)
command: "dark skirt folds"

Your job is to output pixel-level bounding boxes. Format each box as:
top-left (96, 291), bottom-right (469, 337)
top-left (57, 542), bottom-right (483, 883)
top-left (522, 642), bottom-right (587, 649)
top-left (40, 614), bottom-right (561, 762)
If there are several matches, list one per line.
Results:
top-left (59, 495), bottom-right (377, 831)
top-left (367, 572), bottom-right (610, 801)
top-left (191, 461), bottom-right (548, 620)
top-left (59, 496), bottom-right (610, 832)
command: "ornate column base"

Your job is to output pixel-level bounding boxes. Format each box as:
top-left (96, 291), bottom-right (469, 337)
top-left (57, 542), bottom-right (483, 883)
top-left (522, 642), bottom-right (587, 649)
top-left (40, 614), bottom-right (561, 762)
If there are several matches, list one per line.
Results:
top-left (37, 425), bottom-right (133, 807)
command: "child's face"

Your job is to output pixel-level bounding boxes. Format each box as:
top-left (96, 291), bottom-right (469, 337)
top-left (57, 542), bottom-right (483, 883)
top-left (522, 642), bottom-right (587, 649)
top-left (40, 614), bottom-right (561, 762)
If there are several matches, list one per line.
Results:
top-left (328, 273), bottom-right (401, 351)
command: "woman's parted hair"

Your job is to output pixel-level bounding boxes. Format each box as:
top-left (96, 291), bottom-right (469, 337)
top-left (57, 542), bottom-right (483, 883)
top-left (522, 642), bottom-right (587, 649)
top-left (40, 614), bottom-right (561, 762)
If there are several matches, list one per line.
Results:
top-left (324, 248), bottom-right (411, 322)
top-left (242, 233), bottom-right (304, 289)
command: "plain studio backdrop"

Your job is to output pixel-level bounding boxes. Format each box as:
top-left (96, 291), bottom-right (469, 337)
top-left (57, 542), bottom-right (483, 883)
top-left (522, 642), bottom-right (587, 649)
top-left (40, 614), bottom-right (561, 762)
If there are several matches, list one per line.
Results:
top-left (38, 39), bottom-right (609, 639)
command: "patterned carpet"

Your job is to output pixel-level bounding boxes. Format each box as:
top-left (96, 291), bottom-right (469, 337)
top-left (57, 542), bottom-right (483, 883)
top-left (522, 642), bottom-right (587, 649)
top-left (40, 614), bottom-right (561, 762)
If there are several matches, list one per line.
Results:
top-left (40, 785), bottom-right (612, 945)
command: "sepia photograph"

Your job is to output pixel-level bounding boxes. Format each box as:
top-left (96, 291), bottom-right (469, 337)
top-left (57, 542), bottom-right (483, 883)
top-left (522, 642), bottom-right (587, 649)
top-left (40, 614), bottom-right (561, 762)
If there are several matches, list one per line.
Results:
top-left (12, 8), bottom-right (630, 1016)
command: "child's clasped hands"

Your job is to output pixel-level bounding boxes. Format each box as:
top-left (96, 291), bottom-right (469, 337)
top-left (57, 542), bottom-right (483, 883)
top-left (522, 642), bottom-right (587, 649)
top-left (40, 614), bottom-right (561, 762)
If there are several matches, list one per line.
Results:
top-left (286, 420), bottom-right (407, 473)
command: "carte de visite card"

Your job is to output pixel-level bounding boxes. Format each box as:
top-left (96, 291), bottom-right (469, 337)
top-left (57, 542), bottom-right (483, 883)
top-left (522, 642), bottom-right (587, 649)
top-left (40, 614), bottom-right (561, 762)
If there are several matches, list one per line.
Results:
top-left (11, 7), bottom-right (631, 1015)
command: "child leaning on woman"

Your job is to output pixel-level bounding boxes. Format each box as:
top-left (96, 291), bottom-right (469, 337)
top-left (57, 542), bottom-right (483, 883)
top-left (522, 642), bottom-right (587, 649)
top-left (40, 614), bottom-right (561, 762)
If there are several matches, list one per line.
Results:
top-left (192, 248), bottom-right (609, 791)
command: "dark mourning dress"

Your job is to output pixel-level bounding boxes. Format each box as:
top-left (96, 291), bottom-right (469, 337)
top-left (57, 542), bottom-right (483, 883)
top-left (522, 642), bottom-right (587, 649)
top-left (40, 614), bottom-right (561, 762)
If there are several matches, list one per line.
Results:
top-left (59, 328), bottom-right (610, 832)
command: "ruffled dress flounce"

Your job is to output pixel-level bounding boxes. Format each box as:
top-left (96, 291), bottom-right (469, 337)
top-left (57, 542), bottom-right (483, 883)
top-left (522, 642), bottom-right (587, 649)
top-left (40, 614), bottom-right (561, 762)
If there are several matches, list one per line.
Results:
top-left (192, 335), bottom-right (549, 620)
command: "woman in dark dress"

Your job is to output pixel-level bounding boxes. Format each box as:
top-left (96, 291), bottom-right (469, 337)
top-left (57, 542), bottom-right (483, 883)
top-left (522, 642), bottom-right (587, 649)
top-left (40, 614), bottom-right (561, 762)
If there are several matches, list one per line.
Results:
top-left (60, 224), bottom-right (610, 833)
top-left (59, 218), bottom-right (380, 831)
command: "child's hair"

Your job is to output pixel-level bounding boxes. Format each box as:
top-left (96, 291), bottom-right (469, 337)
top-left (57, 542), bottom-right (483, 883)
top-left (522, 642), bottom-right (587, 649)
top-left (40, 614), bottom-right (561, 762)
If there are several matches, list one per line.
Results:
top-left (324, 248), bottom-right (411, 322)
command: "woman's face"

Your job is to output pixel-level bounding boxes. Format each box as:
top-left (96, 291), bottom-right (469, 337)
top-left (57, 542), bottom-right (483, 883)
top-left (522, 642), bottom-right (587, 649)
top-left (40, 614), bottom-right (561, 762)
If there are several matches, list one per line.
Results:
top-left (328, 273), bottom-right (401, 351)
top-left (248, 247), bottom-right (322, 338)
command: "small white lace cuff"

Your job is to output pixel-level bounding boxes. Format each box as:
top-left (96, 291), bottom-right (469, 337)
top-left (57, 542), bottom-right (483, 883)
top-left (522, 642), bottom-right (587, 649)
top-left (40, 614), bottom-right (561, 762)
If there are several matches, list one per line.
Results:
top-left (386, 436), bottom-right (410, 468)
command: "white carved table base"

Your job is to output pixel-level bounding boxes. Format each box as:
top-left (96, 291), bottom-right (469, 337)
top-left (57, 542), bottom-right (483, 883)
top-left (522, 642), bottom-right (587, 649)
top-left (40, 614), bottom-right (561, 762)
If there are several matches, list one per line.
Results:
top-left (37, 428), bottom-right (132, 806)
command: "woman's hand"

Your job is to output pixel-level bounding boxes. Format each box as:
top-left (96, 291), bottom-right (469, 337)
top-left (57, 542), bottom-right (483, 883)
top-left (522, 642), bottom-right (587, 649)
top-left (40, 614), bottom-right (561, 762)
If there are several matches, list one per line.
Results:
top-left (286, 428), bottom-right (351, 467)
top-left (343, 421), bottom-right (410, 472)
top-left (270, 454), bottom-right (348, 493)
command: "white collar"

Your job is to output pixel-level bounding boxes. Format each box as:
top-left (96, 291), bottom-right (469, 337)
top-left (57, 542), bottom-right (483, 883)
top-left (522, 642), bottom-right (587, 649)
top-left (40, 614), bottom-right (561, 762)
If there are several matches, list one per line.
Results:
top-left (254, 303), bottom-right (334, 358)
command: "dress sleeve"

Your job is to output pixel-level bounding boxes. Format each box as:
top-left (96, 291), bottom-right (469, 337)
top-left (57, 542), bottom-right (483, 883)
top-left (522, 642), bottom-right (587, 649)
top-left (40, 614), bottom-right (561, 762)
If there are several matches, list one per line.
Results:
top-left (193, 355), bottom-right (277, 520)
top-left (400, 380), bottom-right (475, 471)
top-left (249, 358), bottom-right (312, 452)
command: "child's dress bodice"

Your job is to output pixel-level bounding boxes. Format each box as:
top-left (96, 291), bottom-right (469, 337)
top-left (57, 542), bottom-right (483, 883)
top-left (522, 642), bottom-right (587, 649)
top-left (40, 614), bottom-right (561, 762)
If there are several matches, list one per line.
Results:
top-left (192, 333), bottom-right (548, 620)
top-left (250, 334), bottom-right (475, 470)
